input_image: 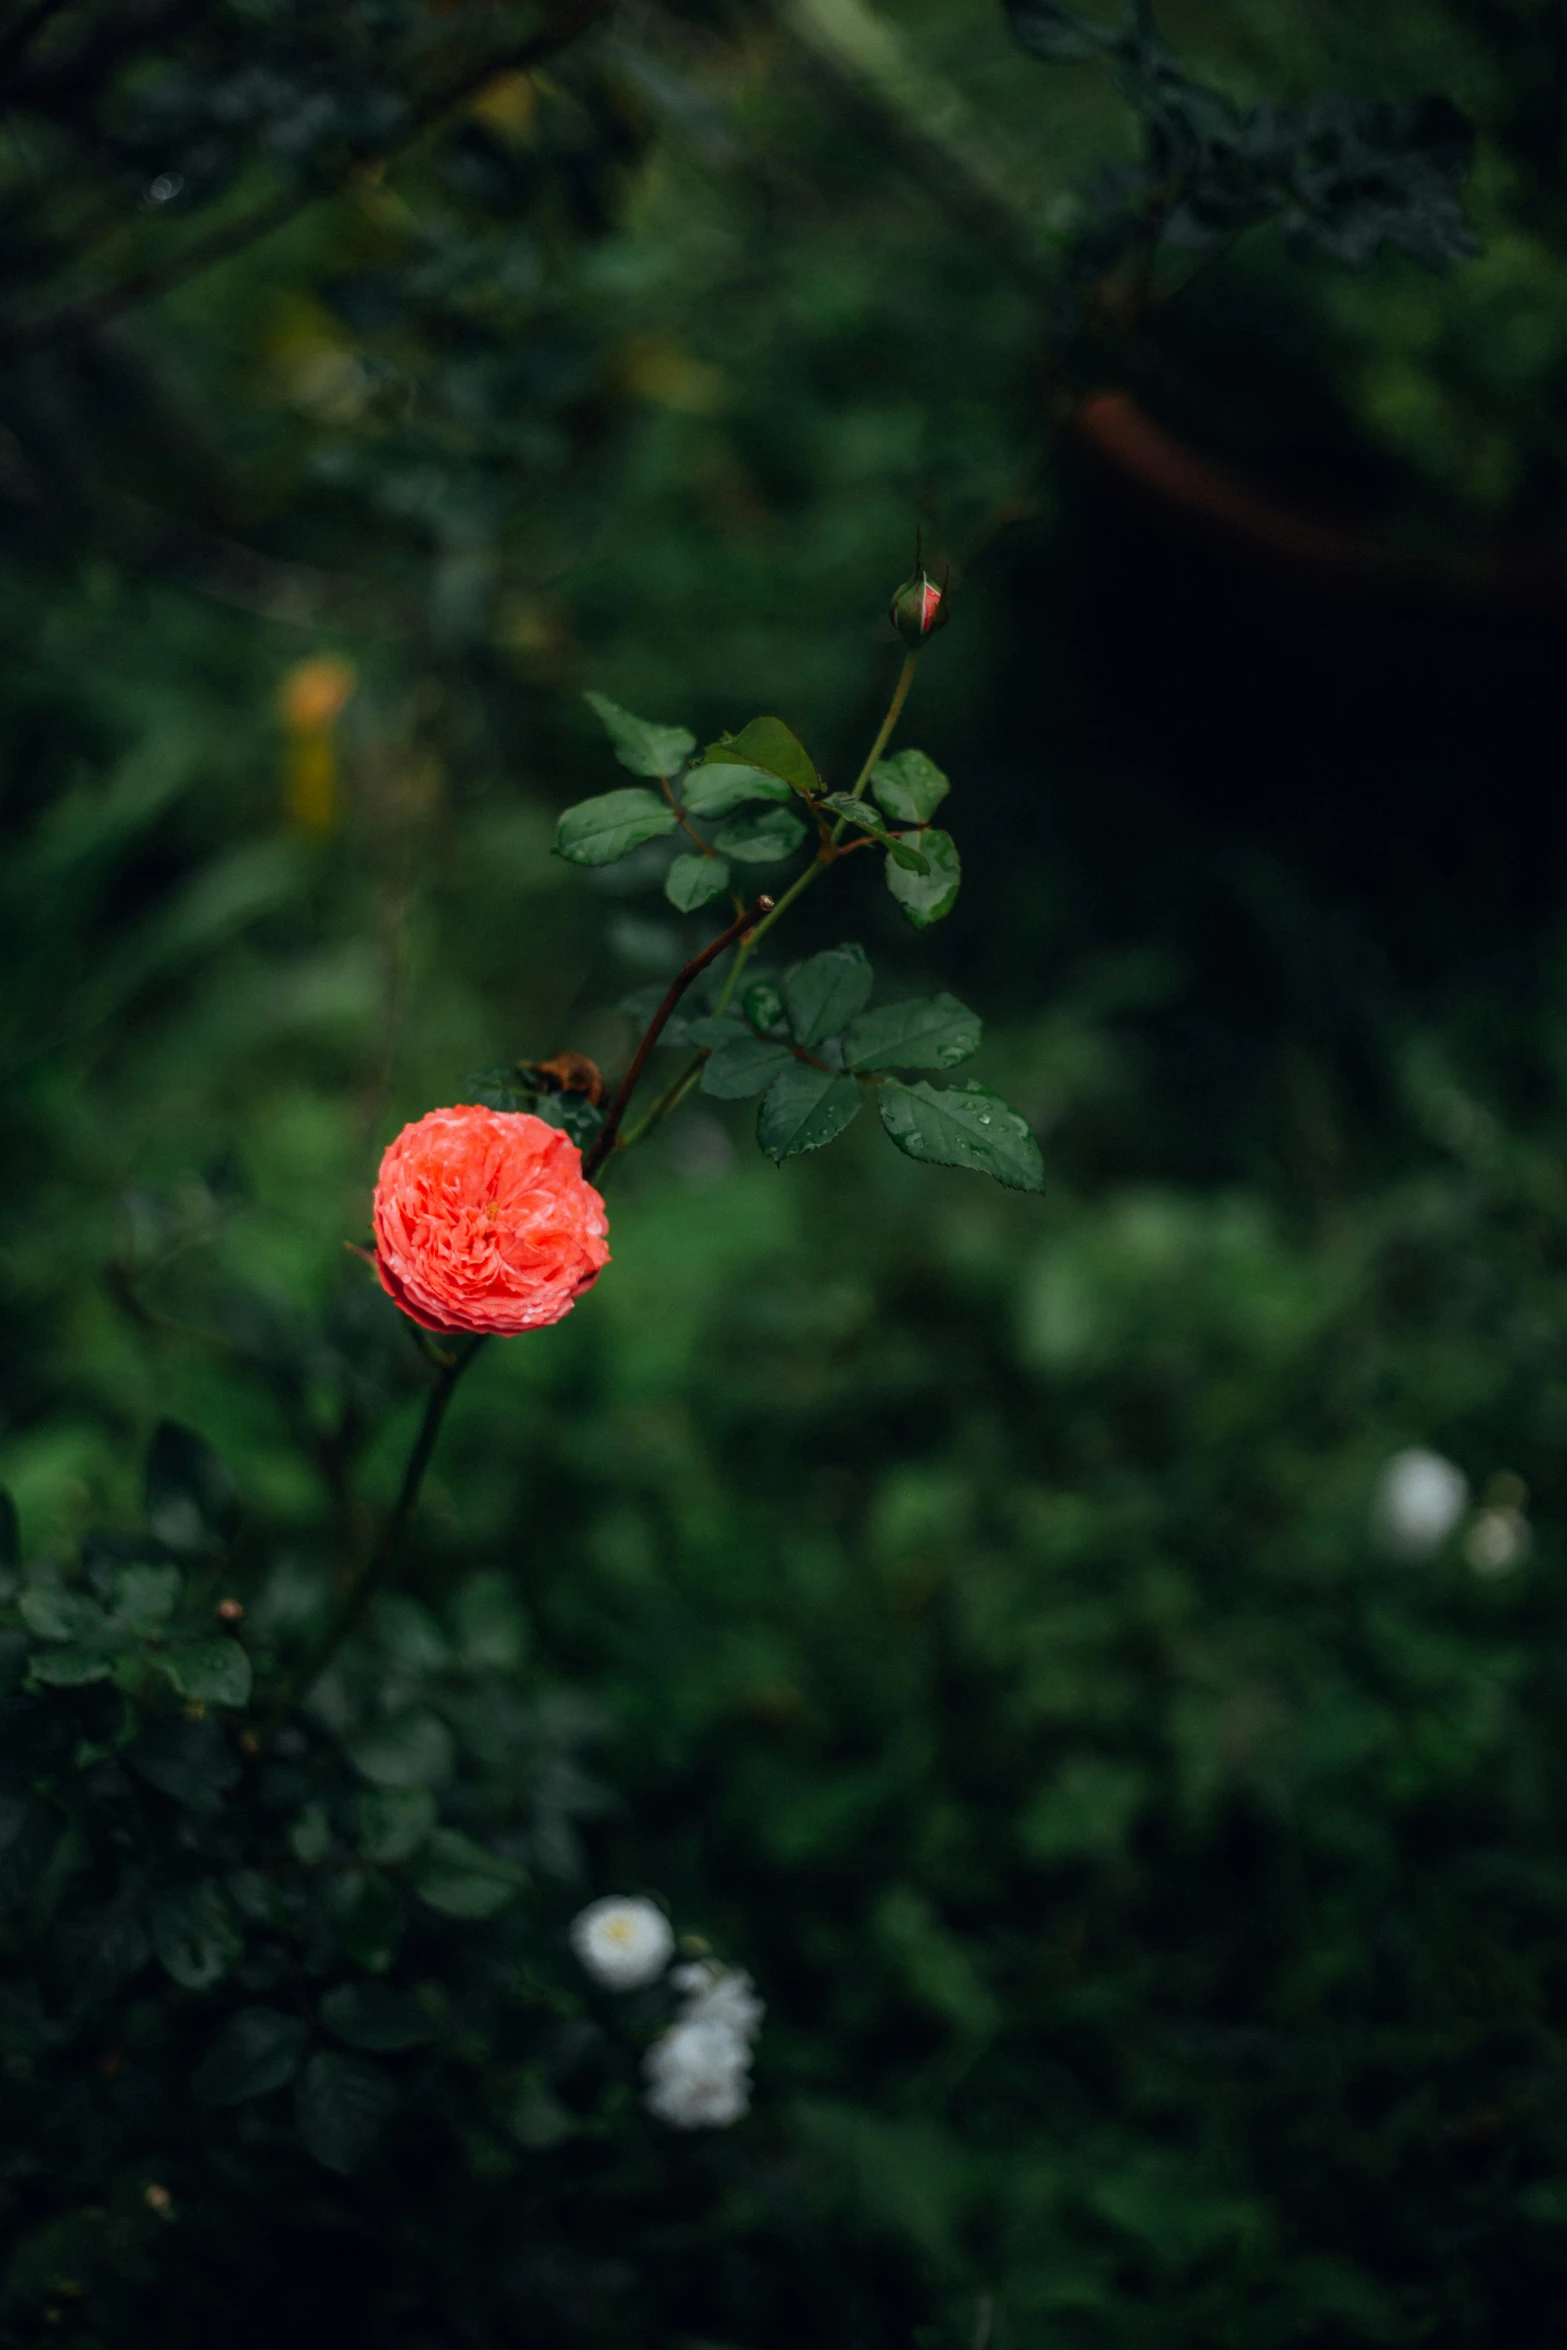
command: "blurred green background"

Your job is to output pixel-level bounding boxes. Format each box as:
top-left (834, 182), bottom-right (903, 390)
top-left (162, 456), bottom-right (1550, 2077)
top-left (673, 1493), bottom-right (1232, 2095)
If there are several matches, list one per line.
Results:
top-left (7, 0), bottom-right (1567, 2340)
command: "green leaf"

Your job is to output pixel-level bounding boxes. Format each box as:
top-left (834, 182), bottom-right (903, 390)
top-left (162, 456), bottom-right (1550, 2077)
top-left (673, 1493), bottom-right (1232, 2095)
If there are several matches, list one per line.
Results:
top-left (885, 827), bottom-right (961, 927)
top-left (295, 2050), bottom-right (396, 2175)
top-left (554, 788), bottom-right (677, 867)
top-left (228, 1869), bottom-right (288, 1929)
top-left (192, 2006), bottom-right (307, 2107)
top-left (843, 994), bottom-right (982, 1072)
top-left (290, 1802), bottom-right (333, 1864)
top-left (128, 1717), bottom-right (240, 1811)
top-left (409, 1827), bottom-right (527, 1919)
top-left (820, 793), bottom-right (882, 832)
top-left (784, 944), bottom-right (874, 1046)
top-left (684, 1014), bottom-right (746, 1048)
top-left (757, 1064), bottom-right (864, 1161)
top-left (375, 1595), bottom-right (449, 1675)
top-left (743, 980), bottom-right (785, 1031)
top-left (665, 851), bottom-right (730, 912)
top-left (713, 807), bottom-right (808, 864)
top-left (872, 748), bottom-right (951, 826)
top-left (533, 1091), bottom-right (604, 1151)
top-left (145, 1420), bottom-right (238, 1553)
top-left (583, 691), bottom-right (695, 779)
top-left (681, 762), bottom-right (793, 818)
top-left (820, 795), bottom-right (930, 870)
top-left (0, 1796), bottom-right (53, 1916)
top-left (27, 1645), bottom-right (112, 1687)
top-left (451, 1572), bottom-right (527, 1672)
top-left (355, 1787), bottom-right (437, 1863)
top-left (110, 1563), bottom-right (182, 1634)
top-left (19, 1587), bottom-right (105, 1643)
top-left (0, 1489), bottom-right (17, 1569)
top-left (348, 1708), bottom-right (456, 1789)
top-left (152, 1880), bottom-right (243, 1990)
top-left (700, 715), bottom-right (820, 799)
top-left (327, 1869), bottom-right (405, 1973)
top-left (700, 1034), bottom-right (795, 1099)
top-left (877, 1080), bottom-right (1045, 1192)
top-left (163, 1637), bottom-right (252, 1707)
top-left (320, 1981), bottom-right (433, 2053)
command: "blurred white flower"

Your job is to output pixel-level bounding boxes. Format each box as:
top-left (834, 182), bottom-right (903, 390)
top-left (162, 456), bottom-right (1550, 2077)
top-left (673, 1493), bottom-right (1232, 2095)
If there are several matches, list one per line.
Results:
top-left (569, 1896), bottom-right (674, 1990)
top-left (644, 2017), bottom-right (752, 2129)
top-left (1373, 1448), bottom-right (1469, 1557)
top-left (1464, 1505), bottom-right (1531, 1578)
top-left (670, 1960), bottom-right (765, 2041)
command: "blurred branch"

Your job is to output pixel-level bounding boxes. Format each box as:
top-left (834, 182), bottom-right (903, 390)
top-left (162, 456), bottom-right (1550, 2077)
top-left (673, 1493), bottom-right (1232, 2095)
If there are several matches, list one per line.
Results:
top-left (0, 0), bottom-right (619, 364)
top-left (771, 0), bottom-right (1060, 304)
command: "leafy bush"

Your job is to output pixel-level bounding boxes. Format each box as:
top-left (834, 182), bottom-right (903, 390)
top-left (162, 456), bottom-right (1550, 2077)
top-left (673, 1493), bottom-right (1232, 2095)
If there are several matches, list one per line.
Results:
top-left (10, 1), bottom-right (1567, 2345)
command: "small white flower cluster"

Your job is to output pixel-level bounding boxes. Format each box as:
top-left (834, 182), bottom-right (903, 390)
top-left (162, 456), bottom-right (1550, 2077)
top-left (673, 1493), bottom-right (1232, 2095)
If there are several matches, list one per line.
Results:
top-left (644, 1962), bottom-right (764, 2131)
top-left (567, 1899), bottom-right (763, 2131)
top-left (1371, 1449), bottom-right (1533, 1578)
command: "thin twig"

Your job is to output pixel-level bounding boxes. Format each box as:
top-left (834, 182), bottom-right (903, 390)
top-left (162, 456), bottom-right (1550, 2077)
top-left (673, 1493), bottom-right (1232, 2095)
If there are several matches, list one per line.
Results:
top-left (582, 893), bottom-right (772, 1182)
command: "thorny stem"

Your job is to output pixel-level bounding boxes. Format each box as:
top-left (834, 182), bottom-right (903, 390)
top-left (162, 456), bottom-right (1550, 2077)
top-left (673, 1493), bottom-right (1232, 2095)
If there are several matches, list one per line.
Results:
top-left (582, 893), bottom-right (773, 1183)
top-left (262, 1333), bottom-right (485, 1731)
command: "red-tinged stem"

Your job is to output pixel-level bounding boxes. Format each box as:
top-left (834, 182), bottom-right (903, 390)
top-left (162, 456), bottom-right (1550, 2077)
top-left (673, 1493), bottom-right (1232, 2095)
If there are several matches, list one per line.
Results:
top-left (582, 894), bottom-right (773, 1184)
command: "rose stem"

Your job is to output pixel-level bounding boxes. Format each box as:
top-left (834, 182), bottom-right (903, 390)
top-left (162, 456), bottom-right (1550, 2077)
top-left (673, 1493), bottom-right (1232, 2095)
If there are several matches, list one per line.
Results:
top-left (260, 899), bottom-right (772, 1734)
top-left (715, 649), bottom-right (920, 1012)
top-left (260, 1331), bottom-right (486, 1732)
top-left (582, 893), bottom-right (773, 1183)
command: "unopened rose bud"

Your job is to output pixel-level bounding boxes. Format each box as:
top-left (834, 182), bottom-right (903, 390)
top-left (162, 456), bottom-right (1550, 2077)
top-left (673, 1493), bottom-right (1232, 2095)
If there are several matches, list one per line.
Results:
top-left (889, 566), bottom-right (948, 646)
top-left (216, 1597), bottom-right (244, 1624)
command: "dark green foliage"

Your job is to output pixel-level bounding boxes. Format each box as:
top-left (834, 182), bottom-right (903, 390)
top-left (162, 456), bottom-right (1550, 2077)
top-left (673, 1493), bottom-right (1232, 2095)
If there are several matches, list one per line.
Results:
top-left (1005, 1), bottom-right (1477, 277)
top-left (5, 0), bottom-right (1566, 2340)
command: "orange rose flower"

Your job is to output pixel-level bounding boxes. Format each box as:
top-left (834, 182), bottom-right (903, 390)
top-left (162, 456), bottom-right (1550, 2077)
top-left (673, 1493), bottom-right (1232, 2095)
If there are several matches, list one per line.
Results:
top-left (373, 1105), bottom-right (609, 1336)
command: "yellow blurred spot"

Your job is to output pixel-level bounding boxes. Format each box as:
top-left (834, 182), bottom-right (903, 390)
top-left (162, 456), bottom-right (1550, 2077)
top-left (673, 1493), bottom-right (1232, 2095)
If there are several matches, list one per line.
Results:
top-left (498, 597), bottom-right (570, 670)
top-left (623, 337), bottom-right (730, 416)
top-left (280, 656), bottom-right (357, 836)
top-left (265, 295), bottom-right (369, 420)
top-left (280, 654), bottom-right (356, 732)
top-left (472, 71), bottom-right (537, 140)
